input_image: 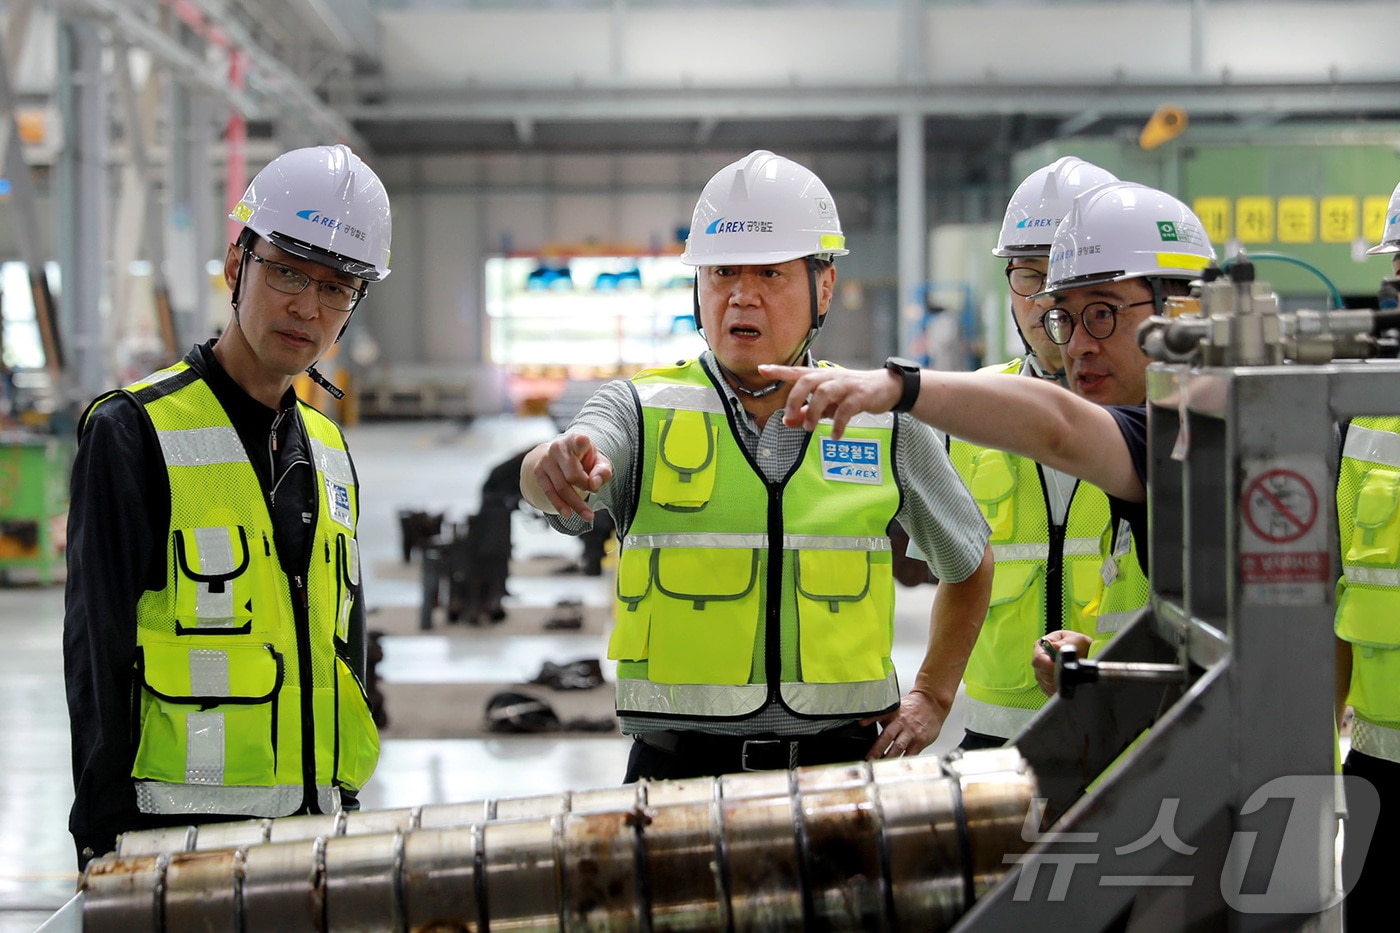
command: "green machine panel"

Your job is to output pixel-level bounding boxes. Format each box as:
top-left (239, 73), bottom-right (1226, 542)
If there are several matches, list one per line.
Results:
top-left (1013, 129), bottom-right (1400, 303)
top-left (0, 432), bottom-right (72, 585)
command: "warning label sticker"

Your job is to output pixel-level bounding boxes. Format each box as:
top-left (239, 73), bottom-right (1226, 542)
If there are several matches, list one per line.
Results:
top-left (1239, 458), bottom-right (1331, 601)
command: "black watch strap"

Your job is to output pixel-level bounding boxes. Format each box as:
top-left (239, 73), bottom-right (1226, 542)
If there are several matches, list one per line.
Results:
top-left (884, 357), bottom-right (921, 414)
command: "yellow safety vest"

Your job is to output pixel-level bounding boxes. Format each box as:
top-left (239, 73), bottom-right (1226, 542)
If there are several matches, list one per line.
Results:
top-left (93, 362), bottom-right (379, 819)
top-left (948, 361), bottom-right (1117, 738)
top-left (609, 359), bottom-right (902, 722)
top-left (1336, 416), bottom-right (1400, 763)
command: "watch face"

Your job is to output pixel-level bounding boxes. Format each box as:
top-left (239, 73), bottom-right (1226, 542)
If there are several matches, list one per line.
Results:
top-left (887, 357), bottom-right (919, 372)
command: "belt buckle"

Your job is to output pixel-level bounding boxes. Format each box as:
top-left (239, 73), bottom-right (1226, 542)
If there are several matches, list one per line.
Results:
top-left (741, 738), bottom-right (793, 772)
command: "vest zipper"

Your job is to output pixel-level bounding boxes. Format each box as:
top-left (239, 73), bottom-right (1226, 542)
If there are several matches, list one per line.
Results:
top-left (1042, 469), bottom-right (1071, 637)
top-left (292, 571), bottom-right (319, 812)
top-left (764, 484), bottom-right (783, 699)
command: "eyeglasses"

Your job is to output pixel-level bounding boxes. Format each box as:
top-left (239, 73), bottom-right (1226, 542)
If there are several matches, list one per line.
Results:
top-left (245, 251), bottom-right (364, 312)
top-left (1004, 263), bottom-right (1047, 298)
top-left (1041, 299), bottom-right (1156, 345)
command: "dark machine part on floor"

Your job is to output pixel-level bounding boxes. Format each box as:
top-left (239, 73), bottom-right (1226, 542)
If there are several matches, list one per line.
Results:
top-left (84, 750), bottom-right (1036, 932)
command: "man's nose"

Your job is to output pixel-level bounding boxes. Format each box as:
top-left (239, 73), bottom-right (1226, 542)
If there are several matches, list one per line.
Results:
top-left (289, 287), bottom-right (321, 319)
top-left (1065, 317), bottom-right (1100, 357)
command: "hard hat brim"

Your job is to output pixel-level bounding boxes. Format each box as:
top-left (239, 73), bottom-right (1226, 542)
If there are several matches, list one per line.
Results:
top-left (1365, 241), bottom-right (1400, 256)
top-left (680, 249), bottom-right (846, 267)
top-left (992, 245), bottom-right (1052, 259)
top-left (266, 231), bottom-right (389, 282)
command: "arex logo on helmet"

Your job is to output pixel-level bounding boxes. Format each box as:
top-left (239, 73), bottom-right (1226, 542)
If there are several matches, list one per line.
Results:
top-left (705, 218), bottom-right (775, 235)
top-left (297, 209), bottom-right (367, 242)
top-left (1016, 217), bottom-right (1057, 230)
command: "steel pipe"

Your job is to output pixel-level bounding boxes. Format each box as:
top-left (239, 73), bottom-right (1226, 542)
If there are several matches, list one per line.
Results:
top-left (84, 748), bottom-right (1036, 932)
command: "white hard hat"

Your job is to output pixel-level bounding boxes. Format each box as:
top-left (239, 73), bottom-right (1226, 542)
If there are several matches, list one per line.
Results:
top-left (1366, 180), bottom-right (1400, 255)
top-left (1040, 181), bottom-right (1216, 296)
top-left (230, 144), bottom-right (392, 282)
top-left (681, 150), bottom-right (847, 266)
top-left (994, 156), bottom-right (1119, 258)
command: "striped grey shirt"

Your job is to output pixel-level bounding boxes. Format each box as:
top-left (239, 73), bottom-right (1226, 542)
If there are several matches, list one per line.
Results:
top-left (544, 352), bottom-right (989, 736)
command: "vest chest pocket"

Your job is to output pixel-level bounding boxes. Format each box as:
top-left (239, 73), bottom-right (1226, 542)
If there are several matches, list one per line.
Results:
top-left (172, 527), bottom-right (262, 635)
top-left (795, 550), bottom-right (891, 683)
top-left (969, 450), bottom-right (1017, 541)
top-left (643, 547), bottom-right (761, 685)
top-left (1347, 467), bottom-right (1400, 566)
top-left (132, 643), bottom-right (283, 787)
top-left (650, 410), bottom-right (719, 511)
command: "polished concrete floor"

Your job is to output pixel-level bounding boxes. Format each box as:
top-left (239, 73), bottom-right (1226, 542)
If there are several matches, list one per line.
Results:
top-left (0, 415), bottom-right (966, 932)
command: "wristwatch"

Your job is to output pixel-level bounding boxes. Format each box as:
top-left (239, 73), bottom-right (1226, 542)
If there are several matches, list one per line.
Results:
top-left (884, 357), bottom-right (922, 414)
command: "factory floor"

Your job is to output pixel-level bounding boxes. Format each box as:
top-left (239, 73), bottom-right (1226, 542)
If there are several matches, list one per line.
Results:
top-left (0, 414), bottom-right (967, 932)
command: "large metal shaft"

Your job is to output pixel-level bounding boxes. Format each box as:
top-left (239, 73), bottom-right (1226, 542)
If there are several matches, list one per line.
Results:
top-left (83, 748), bottom-right (1036, 932)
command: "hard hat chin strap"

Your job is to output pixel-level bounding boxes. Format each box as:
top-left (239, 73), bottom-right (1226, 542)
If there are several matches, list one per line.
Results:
top-left (305, 365), bottom-right (346, 400)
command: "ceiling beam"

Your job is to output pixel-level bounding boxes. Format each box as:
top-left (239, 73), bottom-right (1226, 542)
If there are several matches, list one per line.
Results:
top-left (340, 79), bottom-right (1400, 126)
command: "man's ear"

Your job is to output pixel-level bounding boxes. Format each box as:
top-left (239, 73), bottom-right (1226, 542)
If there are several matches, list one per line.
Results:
top-left (223, 243), bottom-right (242, 291)
top-left (818, 264), bottom-right (837, 312)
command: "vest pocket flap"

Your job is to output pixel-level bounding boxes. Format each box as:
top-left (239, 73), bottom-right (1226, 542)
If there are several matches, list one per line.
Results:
top-left (989, 561), bottom-right (1043, 607)
top-left (616, 548), bottom-right (653, 607)
top-left (969, 449), bottom-right (1016, 504)
top-left (795, 550), bottom-right (872, 605)
top-left (140, 643), bottom-right (282, 704)
top-left (1348, 468), bottom-right (1400, 564)
top-left (1336, 584), bottom-right (1400, 649)
top-left (651, 412), bottom-right (719, 509)
top-left (174, 527), bottom-right (252, 587)
top-left (654, 547), bottom-right (758, 604)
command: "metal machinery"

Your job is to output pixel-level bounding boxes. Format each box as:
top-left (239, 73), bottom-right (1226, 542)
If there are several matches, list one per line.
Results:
top-left (953, 259), bottom-right (1399, 931)
top-left (80, 749), bottom-right (1036, 931)
top-left (71, 258), bottom-right (1399, 931)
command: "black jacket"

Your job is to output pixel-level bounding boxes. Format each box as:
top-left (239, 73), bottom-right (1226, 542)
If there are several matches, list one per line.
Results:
top-left (63, 341), bottom-right (366, 868)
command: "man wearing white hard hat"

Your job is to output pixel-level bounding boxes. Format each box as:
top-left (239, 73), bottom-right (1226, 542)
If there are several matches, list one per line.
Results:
top-left (64, 145), bottom-right (391, 868)
top-left (1335, 177), bottom-right (1400, 924)
top-left (950, 157), bottom-right (1142, 750)
top-left (521, 150), bottom-right (993, 781)
top-left (761, 181), bottom-right (1215, 689)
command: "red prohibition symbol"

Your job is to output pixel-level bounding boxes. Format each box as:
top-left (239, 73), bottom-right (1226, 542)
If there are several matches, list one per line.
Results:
top-left (1242, 469), bottom-right (1318, 544)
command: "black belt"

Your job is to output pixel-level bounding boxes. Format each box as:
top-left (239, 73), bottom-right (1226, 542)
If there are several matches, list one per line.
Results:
top-left (635, 725), bottom-right (877, 772)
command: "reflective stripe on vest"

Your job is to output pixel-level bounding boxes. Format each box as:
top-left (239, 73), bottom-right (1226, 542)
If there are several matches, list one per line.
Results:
top-left (962, 695), bottom-right (1038, 740)
top-left (611, 359), bottom-right (901, 722)
top-left (135, 781), bottom-right (339, 819)
top-left (104, 363), bottom-right (379, 818)
top-left (1351, 718), bottom-right (1400, 766)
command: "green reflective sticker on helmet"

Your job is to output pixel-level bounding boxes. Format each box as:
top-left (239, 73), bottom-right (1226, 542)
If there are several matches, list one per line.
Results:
top-left (820, 234), bottom-right (845, 251)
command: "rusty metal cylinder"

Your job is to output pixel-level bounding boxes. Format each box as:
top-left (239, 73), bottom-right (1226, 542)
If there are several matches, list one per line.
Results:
top-left (85, 748), bottom-right (1036, 932)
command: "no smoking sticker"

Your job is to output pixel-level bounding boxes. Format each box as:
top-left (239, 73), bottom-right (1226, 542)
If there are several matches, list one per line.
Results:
top-left (1243, 469), bottom-right (1317, 543)
top-left (1239, 458), bottom-right (1330, 600)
